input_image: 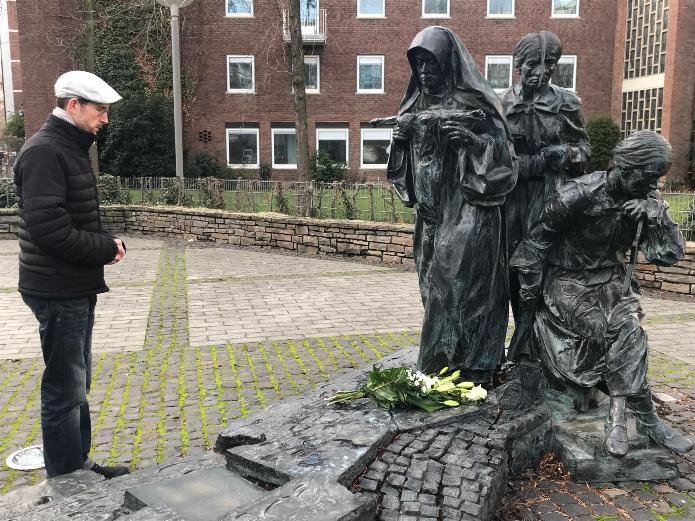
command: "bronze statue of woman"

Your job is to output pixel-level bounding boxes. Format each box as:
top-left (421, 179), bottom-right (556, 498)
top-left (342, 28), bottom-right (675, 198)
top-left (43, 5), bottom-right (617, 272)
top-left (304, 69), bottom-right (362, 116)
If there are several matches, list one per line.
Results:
top-left (386, 26), bottom-right (517, 383)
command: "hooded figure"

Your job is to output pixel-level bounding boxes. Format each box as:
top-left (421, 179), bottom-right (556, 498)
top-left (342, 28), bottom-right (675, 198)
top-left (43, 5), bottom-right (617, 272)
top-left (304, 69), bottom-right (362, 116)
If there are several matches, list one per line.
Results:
top-left (387, 26), bottom-right (517, 381)
top-left (502, 31), bottom-right (590, 341)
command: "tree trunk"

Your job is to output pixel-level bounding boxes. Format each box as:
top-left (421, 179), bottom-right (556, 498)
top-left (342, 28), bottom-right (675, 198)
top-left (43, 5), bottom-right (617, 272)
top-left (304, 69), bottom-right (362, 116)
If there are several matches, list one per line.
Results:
top-left (288, 0), bottom-right (309, 183)
top-left (84, 0), bottom-right (100, 175)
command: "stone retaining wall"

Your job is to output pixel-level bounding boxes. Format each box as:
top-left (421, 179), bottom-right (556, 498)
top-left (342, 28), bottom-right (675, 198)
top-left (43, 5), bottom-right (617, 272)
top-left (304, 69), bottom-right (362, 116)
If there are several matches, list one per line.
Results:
top-left (99, 205), bottom-right (416, 265)
top-left (4, 206), bottom-right (695, 294)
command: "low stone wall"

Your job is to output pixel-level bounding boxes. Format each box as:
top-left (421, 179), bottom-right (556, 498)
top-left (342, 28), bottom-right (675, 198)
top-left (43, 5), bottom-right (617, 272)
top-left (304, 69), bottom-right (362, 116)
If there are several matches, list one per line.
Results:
top-left (4, 206), bottom-right (695, 294)
top-left (100, 205), bottom-right (415, 265)
top-left (635, 245), bottom-right (695, 295)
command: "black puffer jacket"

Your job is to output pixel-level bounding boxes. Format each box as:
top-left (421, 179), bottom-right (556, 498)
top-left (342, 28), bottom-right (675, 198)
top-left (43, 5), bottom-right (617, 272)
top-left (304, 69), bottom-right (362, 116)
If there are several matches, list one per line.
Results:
top-left (13, 115), bottom-right (118, 298)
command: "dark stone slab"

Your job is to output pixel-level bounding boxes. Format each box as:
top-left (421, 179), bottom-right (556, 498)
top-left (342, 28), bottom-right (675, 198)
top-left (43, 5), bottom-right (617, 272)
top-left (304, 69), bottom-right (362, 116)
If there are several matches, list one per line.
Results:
top-left (124, 467), bottom-right (266, 521)
top-left (549, 395), bottom-right (680, 482)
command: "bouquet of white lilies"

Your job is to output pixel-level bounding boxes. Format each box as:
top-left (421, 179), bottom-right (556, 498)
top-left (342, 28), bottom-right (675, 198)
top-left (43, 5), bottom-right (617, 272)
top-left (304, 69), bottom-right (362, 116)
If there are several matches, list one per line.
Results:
top-left (326, 366), bottom-right (488, 413)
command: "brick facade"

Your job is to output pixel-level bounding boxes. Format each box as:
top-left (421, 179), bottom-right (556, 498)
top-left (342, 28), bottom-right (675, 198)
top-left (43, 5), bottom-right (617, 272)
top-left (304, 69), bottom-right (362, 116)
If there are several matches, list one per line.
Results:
top-left (181, 0), bottom-right (618, 181)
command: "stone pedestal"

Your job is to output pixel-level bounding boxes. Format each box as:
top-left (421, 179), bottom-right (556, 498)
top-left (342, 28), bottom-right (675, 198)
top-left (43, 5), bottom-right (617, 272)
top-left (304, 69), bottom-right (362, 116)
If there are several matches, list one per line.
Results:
top-left (548, 393), bottom-right (680, 483)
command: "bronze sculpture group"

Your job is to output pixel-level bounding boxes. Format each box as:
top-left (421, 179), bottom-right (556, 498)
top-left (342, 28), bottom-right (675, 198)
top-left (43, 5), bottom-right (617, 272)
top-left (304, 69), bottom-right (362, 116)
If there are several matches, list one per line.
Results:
top-left (382, 26), bottom-right (693, 460)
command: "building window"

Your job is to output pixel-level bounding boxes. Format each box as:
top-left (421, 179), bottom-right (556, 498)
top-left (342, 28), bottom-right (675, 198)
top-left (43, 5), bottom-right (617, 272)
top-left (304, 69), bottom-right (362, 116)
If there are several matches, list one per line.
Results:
top-left (554, 55), bottom-right (577, 91)
top-left (227, 128), bottom-right (259, 167)
top-left (487, 0), bottom-right (514, 17)
top-left (357, 0), bottom-right (385, 17)
top-left (624, 0), bottom-right (669, 79)
top-left (621, 88), bottom-right (663, 138)
top-left (317, 128), bottom-right (348, 164)
top-left (422, 0), bottom-right (449, 17)
top-left (357, 56), bottom-right (384, 93)
top-left (227, 56), bottom-right (254, 93)
top-left (272, 129), bottom-right (297, 168)
top-left (305, 56), bottom-right (320, 93)
top-left (485, 56), bottom-right (513, 92)
top-left (361, 128), bottom-right (391, 168)
top-left (226, 0), bottom-right (253, 16)
top-left (551, 0), bottom-right (579, 17)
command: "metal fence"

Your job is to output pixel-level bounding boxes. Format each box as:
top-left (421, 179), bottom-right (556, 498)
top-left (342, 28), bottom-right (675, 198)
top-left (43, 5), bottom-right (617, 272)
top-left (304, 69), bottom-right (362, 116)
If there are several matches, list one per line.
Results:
top-left (117, 177), bottom-right (417, 223)
top-left (663, 192), bottom-right (695, 240)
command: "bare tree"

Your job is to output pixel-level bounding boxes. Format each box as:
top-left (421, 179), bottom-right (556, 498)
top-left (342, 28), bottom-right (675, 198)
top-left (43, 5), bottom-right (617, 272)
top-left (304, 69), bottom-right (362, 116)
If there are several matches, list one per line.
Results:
top-left (287, 0), bottom-right (310, 182)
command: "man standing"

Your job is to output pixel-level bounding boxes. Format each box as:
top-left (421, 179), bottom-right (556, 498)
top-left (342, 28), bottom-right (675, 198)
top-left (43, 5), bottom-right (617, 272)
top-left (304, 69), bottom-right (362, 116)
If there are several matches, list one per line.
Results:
top-left (13, 71), bottom-right (129, 478)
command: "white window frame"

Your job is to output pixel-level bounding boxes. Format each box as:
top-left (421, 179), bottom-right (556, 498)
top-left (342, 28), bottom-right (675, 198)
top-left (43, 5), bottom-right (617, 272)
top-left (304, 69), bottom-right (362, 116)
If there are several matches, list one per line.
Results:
top-left (357, 55), bottom-right (385, 94)
top-left (357, 0), bottom-right (386, 18)
top-left (226, 128), bottom-right (259, 168)
top-left (485, 55), bottom-right (513, 93)
top-left (227, 55), bottom-right (255, 93)
top-left (225, 0), bottom-right (253, 17)
top-left (553, 55), bottom-right (577, 92)
top-left (551, 0), bottom-right (579, 18)
top-left (360, 128), bottom-right (392, 169)
top-left (316, 128), bottom-right (349, 166)
top-left (271, 128), bottom-right (297, 169)
top-left (487, 0), bottom-right (514, 18)
top-left (304, 55), bottom-right (320, 94)
top-left (422, 0), bottom-right (450, 18)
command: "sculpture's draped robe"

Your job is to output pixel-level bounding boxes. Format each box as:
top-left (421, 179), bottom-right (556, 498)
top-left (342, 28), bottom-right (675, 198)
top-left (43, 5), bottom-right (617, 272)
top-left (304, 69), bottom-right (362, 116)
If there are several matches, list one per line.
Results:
top-left (502, 83), bottom-right (590, 254)
top-left (510, 172), bottom-right (684, 396)
top-left (387, 27), bottom-right (517, 377)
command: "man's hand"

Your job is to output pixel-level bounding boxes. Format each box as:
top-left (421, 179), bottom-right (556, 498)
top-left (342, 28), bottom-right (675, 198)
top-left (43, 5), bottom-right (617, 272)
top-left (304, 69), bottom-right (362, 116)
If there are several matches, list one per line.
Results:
top-left (109, 239), bottom-right (125, 265)
top-left (392, 124), bottom-right (411, 142)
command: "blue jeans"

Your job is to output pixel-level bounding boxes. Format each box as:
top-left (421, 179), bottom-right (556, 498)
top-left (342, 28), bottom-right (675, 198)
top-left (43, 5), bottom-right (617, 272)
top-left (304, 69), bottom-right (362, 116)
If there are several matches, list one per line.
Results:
top-left (22, 294), bottom-right (96, 478)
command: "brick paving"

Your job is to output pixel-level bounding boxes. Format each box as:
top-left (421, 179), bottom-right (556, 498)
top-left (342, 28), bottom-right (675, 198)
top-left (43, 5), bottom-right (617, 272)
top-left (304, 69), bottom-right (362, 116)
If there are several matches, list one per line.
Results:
top-left (0, 236), bottom-right (695, 520)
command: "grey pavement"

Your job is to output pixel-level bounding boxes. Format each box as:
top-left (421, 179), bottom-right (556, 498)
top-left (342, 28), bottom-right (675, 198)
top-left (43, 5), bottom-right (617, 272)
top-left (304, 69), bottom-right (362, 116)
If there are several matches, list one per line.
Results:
top-left (0, 235), bottom-right (695, 505)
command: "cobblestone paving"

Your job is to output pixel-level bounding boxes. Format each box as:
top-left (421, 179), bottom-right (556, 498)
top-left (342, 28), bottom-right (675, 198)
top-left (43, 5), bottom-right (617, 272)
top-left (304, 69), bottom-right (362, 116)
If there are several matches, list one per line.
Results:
top-left (0, 237), bottom-right (695, 520)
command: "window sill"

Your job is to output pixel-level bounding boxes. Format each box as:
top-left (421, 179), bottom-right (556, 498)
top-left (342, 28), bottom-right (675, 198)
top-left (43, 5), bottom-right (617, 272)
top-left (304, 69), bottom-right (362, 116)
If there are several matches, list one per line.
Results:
top-left (227, 90), bottom-right (256, 94)
top-left (227, 164), bottom-right (259, 169)
top-left (225, 13), bottom-right (253, 18)
top-left (486, 14), bottom-right (515, 19)
top-left (356, 14), bottom-right (386, 19)
top-left (360, 164), bottom-right (388, 169)
top-left (356, 90), bottom-right (385, 94)
top-left (272, 165), bottom-right (297, 170)
top-left (306, 90), bottom-right (320, 94)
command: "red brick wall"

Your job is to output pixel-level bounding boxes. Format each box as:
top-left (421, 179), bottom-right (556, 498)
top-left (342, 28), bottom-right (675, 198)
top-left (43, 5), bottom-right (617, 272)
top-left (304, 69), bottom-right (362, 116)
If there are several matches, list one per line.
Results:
top-left (661, 0), bottom-right (695, 185)
top-left (182, 0), bottom-right (618, 180)
top-left (16, 0), bottom-right (81, 134)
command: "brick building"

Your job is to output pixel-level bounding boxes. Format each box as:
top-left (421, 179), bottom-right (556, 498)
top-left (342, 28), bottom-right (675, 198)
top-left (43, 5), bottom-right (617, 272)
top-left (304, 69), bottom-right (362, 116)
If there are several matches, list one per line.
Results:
top-left (15, 0), bottom-right (695, 183)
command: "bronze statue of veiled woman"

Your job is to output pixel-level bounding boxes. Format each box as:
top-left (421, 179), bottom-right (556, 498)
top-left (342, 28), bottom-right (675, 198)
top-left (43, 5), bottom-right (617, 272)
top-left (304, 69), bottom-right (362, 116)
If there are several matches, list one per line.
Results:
top-left (386, 26), bottom-right (517, 383)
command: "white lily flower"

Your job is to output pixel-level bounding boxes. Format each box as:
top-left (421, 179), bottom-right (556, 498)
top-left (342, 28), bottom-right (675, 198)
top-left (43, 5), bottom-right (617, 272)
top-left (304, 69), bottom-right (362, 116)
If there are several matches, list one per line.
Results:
top-left (467, 385), bottom-right (487, 401)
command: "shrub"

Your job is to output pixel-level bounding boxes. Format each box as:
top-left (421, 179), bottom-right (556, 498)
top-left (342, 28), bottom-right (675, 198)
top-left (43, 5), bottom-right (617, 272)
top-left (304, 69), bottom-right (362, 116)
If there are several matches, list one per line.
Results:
top-left (197, 177), bottom-right (225, 209)
top-left (0, 178), bottom-right (16, 208)
top-left (4, 112), bottom-right (24, 138)
top-left (586, 117), bottom-right (621, 173)
top-left (160, 178), bottom-right (193, 206)
top-left (97, 174), bottom-right (131, 205)
top-left (309, 151), bottom-right (347, 183)
top-left (99, 92), bottom-right (175, 177)
top-left (185, 151), bottom-right (229, 178)
top-left (259, 163), bottom-right (272, 180)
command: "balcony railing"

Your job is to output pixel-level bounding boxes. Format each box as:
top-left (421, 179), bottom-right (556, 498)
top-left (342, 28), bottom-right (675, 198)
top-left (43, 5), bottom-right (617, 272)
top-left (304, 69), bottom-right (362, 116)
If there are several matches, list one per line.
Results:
top-left (282, 8), bottom-right (327, 45)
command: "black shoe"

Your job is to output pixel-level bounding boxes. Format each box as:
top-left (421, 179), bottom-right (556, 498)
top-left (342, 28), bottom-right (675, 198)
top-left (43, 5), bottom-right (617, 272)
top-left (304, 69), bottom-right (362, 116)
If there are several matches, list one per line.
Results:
top-left (629, 391), bottom-right (694, 454)
top-left (90, 463), bottom-right (130, 479)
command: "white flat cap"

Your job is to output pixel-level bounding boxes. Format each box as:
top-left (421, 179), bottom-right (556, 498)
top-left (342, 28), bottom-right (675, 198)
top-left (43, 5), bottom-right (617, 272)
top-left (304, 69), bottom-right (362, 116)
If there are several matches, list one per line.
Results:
top-left (54, 71), bottom-right (122, 104)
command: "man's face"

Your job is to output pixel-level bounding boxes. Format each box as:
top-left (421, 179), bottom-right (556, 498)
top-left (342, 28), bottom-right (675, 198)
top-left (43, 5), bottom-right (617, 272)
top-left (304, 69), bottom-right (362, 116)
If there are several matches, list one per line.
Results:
top-left (519, 51), bottom-right (557, 89)
top-left (622, 164), bottom-right (666, 199)
top-left (68, 99), bottom-right (110, 135)
top-left (412, 49), bottom-right (443, 92)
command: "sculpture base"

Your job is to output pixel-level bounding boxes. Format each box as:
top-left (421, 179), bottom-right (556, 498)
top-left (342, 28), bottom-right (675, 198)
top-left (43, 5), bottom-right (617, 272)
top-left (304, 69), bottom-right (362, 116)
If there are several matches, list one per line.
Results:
top-left (547, 391), bottom-right (680, 483)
